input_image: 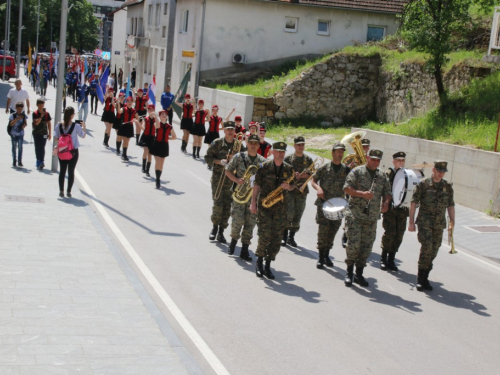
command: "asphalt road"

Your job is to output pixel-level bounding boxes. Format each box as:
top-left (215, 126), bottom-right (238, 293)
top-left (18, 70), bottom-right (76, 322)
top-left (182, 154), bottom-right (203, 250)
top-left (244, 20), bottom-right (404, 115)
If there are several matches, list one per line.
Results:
top-left (6, 78), bottom-right (500, 375)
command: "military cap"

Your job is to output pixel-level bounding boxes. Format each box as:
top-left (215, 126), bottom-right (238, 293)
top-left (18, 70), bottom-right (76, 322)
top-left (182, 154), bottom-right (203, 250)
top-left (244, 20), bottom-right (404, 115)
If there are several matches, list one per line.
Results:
top-left (434, 160), bottom-right (448, 172)
top-left (294, 136), bottom-right (306, 144)
top-left (247, 134), bottom-right (260, 143)
top-left (393, 151), bottom-right (406, 159)
top-left (332, 142), bottom-right (346, 150)
top-left (223, 121), bottom-right (235, 129)
top-left (273, 141), bottom-right (287, 151)
top-left (368, 149), bottom-right (383, 159)
top-left (361, 139), bottom-right (371, 146)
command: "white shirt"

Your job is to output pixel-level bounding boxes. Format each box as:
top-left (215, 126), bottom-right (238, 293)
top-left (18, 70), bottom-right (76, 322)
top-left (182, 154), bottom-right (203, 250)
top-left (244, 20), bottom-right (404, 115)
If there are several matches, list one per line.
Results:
top-left (7, 88), bottom-right (30, 110)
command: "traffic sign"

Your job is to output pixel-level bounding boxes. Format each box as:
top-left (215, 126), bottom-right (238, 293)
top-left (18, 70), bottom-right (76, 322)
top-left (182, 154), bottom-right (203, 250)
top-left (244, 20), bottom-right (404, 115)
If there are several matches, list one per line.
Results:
top-left (101, 51), bottom-right (111, 60)
top-left (94, 49), bottom-right (102, 57)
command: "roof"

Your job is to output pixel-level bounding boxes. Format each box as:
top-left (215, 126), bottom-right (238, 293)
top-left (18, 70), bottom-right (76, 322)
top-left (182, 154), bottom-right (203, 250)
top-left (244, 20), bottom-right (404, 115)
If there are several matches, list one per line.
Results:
top-left (119, 0), bottom-right (144, 10)
top-left (270, 0), bottom-right (407, 14)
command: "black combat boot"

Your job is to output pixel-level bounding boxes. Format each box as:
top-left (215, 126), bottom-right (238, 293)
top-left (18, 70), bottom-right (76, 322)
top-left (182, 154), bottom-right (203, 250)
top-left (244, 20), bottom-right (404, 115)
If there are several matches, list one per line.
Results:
top-left (423, 270), bottom-right (433, 291)
top-left (281, 230), bottom-right (288, 247)
top-left (380, 250), bottom-right (388, 271)
top-left (387, 252), bottom-right (398, 271)
top-left (316, 250), bottom-right (325, 269)
top-left (209, 225), bottom-right (218, 241)
top-left (324, 249), bottom-right (334, 267)
top-left (344, 265), bottom-right (354, 287)
top-left (228, 238), bottom-right (237, 255)
top-left (287, 231), bottom-right (297, 247)
top-left (142, 159), bottom-right (146, 173)
top-left (239, 244), bottom-right (252, 262)
top-left (256, 256), bottom-right (264, 278)
top-left (342, 232), bottom-right (348, 248)
top-left (217, 228), bottom-right (227, 243)
top-left (354, 266), bottom-right (369, 287)
top-left (416, 269), bottom-right (425, 291)
top-left (264, 259), bottom-right (275, 280)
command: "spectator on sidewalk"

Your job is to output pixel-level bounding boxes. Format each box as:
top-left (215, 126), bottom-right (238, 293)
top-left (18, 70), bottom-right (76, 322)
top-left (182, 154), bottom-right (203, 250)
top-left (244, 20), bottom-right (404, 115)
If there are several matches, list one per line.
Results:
top-left (8, 102), bottom-right (28, 167)
top-left (118, 68), bottom-right (123, 89)
top-left (32, 99), bottom-right (52, 170)
top-left (51, 65), bottom-right (57, 87)
top-left (53, 107), bottom-right (86, 198)
top-left (41, 65), bottom-right (50, 98)
top-left (90, 74), bottom-right (99, 115)
top-left (71, 71), bottom-right (79, 102)
top-left (5, 79), bottom-right (31, 114)
top-left (78, 78), bottom-right (90, 122)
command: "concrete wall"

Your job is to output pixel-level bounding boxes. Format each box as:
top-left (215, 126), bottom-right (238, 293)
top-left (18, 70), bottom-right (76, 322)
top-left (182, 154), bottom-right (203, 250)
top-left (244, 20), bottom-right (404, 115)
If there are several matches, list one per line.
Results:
top-left (353, 128), bottom-right (500, 213)
top-left (110, 10), bottom-right (127, 72)
top-left (198, 86), bottom-right (254, 125)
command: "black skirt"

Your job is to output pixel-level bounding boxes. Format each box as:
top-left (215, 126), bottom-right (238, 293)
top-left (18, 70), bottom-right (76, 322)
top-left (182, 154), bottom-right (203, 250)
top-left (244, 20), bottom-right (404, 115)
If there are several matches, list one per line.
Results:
top-left (204, 131), bottom-right (219, 144)
top-left (112, 116), bottom-right (123, 130)
top-left (101, 110), bottom-right (115, 123)
top-left (190, 122), bottom-right (206, 136)
top-left (150, 141), bottom-right (169, 158)
top-left (117, 123), bottom-right (134, 138)
top-left (137, 110), bottom-right (147, 121)
top-left (180, 118), bottom-right (193, 131)
top-left (139, 134), bottom-right (155, 149)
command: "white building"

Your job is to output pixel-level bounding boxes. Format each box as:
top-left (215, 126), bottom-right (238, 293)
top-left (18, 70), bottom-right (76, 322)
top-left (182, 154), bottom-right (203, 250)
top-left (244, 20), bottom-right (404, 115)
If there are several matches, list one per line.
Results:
top-left (89, 0), bottom-right (127, 51)
top-left (171, 0), bottom-right (404, 95)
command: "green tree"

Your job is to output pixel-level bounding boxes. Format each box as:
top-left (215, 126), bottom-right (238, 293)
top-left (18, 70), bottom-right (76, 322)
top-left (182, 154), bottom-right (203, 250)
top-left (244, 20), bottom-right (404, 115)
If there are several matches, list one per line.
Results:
top-left (401, 0), bottom-right (493, 106)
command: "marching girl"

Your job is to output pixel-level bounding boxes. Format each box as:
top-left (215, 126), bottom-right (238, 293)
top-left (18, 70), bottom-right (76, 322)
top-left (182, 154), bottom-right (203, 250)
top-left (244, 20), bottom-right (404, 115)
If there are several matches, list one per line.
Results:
top-left (134, 88), bottom-right (149, 145)
top-left (117, 96), bottom-right (140, 162)
top-left (149, 110), bottom-right (177, 189)
top-left (204, 105), bottom-right (224, 170)
top-left (257, 126), bottom-right (272, 158)
top-left (190, 99), bottom-right (208, 159)
top-left (113, 92), bottom-right (126, 155)
top-left (138, 104), bottom-right (158, 177)
top-left (101, 88), bottom-right (115, 148)
top-left (174, 94), bottom-right (194, 153)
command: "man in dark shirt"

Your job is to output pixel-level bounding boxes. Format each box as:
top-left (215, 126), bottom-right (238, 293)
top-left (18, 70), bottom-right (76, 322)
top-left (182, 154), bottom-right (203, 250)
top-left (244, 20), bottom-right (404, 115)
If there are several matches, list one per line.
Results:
top-left (32, 99), bottom-right (52, 170)
top-left (90, 75), bottom-right (99, 115)
top-left (131, 68), bottom-right (136, 88)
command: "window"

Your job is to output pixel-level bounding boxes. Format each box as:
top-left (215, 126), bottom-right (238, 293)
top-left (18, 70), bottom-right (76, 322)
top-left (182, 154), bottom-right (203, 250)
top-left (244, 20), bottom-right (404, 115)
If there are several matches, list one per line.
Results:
top-left (181, 10), bottom-right (189, 33)
top-left (284, 17), bottom-right (298, 33)
top-left (156, 4), bottom-right (161, 26)
top-left (148, 5), bottom-right (153, 26)
top-left (317, 20), bottom-right (330, 36)
top-left (164, 3), bottom-right (168, 16)
top-left (367, 26), bottom-right (385, 41)
top-left (162, 26), bottom-right (167, 38)
top-left (161, 49), bottom-right (165, 61)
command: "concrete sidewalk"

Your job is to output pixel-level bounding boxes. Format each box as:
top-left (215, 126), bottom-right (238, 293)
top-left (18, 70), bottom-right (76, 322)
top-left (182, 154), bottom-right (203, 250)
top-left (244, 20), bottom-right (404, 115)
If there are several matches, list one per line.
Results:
top-left (1, 79), bottom-right (196, 374)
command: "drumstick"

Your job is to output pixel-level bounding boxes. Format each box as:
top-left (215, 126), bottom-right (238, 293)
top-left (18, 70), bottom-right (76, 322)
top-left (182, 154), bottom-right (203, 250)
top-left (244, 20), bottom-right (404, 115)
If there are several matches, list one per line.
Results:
top-left (121, 115), bottom-right (148, 125)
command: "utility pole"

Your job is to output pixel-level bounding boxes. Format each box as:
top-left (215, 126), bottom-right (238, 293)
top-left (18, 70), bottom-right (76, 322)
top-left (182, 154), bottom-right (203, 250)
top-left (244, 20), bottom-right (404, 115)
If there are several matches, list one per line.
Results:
top-left (2, 0), bottom-right (11, 81)
top-left (16, 0), bottom-right (23, 78)
top-left (52, 0), bottom-right (70, 172)
top-left (35, 0), bottom-right (40, 59)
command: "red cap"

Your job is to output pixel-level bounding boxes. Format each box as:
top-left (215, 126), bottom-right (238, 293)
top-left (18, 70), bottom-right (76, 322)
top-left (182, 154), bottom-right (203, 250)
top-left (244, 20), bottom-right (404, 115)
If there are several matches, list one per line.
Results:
top-left (108, 88), bottom-right (115, 92)
top-left (198, 100), bottom-right (204, 105)
top-left (147, 104), bottom-right (155, 110)
top-left (159, 110), bottom-right (168, 116)
top-left (235, 116), bottom-right (242, 121)
top-left (137, 89), bottom-right (144, 93)
top-left (185, 94), bottom-right (191, 99)
top-left (127, 96), bottom-right (133, 101)
top-left (212, 105), bottom-right (219, 110)
top-left (260, 127), bottom-right (266, 132)
top-left (118, 92), bottom-right (125, 97)
top-left (248, 122), bottom-right (257, 128)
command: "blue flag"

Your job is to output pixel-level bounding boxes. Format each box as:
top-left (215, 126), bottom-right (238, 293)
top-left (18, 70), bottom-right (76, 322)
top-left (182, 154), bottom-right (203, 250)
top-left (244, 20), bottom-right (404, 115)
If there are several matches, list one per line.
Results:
top-left (97, 66), bottom-right (109, 104)
top-left (125, 71), bottom-right (131, 98)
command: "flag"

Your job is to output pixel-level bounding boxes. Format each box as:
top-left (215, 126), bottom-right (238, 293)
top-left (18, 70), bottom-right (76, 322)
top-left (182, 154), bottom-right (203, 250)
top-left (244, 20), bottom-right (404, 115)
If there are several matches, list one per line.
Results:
top-left (113, 65), bottom-right (117, 93)
top-left (54, 48), bottom-right (58, 76)
top-left (97, 66), bottom-right (109, 104)
top-left (172, 67), bottom-right (191, 119)
top-left (84, 58), bottom-right (88, 76)
top-left (49, 50), bottom-right (53, 73)
top-left (28, 44), bottom-right (32, 73)
top-left (125, 70), bottom-right (131, 98)
top-left (148, 75), bottom-right (156, 106)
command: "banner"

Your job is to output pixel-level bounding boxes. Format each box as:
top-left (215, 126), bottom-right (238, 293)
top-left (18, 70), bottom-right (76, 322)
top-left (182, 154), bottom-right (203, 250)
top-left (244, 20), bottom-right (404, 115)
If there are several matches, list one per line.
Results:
top-left (27, 44), bottom-right (32, 73)
top-left (97, 66), bottom-right (109, 104)
top-left (172, 68), bottom-right (191, 119)
top-left (148, 75), bottom-right (156, 106)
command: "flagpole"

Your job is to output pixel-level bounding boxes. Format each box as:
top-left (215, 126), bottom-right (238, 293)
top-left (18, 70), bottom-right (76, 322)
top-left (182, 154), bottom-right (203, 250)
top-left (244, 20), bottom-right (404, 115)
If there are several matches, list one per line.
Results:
top-left (35, 0), bottom-right (40, 62)
top-left (16, 0), bottom-right (23, 79)
top-left (2, 0), bottom-right (10, 81)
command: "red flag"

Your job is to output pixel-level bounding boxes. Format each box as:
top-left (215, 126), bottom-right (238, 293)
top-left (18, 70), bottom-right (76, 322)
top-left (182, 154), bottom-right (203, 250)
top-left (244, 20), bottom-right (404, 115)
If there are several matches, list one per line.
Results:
top-left (49, 52), bottom-right (53, 72)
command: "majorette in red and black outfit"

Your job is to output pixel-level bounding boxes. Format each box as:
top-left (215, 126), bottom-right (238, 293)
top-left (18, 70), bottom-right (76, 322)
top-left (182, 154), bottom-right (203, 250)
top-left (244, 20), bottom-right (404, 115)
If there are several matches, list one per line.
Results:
top-left (257, 126), bottom-right (272, 159)
top-left (150, 110), bottom-right (177, 189)
top-left (139, 104), bottom-right (157, 177)
top-left (101, 89), bottom-right (116, 124)
top-left (191, 103), bottom-right (208, 137)
top-left (234, 115), bottom-right (246, 141)
top-left (135, 89), bottom-right (149, 144)
top-left (113, 93), bottom-right (125, 131)
top-left (204, 106), bottom-right (223, 145)
top-left (175, 94), bottom-right (194, 153)
top-left (117, 97), bottom-right (139, 161)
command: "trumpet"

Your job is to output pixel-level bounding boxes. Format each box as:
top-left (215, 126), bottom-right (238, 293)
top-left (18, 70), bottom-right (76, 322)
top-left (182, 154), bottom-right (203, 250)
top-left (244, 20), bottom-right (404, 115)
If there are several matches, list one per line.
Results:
top-left (295, 157), bottom-right (324, 194)
top-left (262, 175), bottom-right (295, 208)
top-left (362, 171), bottom-right (378, 215)
top-left (213, 135), bottom-right (244, 200)
top-left (232, 165), bottom-right (258, 204)
top-left (448, 217), bottom-right (457, 254)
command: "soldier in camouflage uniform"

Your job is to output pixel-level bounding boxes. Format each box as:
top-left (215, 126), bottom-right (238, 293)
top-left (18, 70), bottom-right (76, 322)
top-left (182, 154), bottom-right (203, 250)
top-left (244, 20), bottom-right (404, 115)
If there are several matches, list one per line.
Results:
top-left (283, 136), bottom-right (314, 247)
top-left (205, 121), bottom-right (246, 243)
top-left (225, 135), bottom-right (265, 261)
top-left (380, 152), bottom-right (409, 271)
top-left (311, 142), bottom-right (350, 269)
top-left (409, 161), bottom-right (455, 292)
top-left (343, 149), bottom-right (391, 287)
top-left (250, 142), bottom-right (295, 279)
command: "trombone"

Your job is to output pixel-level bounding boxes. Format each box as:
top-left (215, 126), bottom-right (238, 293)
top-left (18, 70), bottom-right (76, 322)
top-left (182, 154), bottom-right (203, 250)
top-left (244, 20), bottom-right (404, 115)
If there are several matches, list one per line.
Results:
top-left (295, 157), bottom-right (324, 193)
top-left (213, 134), bottom-right (244, 200)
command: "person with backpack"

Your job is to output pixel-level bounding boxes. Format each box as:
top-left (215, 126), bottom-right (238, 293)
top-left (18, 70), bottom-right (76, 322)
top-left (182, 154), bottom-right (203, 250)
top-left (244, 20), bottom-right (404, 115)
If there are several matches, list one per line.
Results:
top-left (52, 107), bottom-right (86, 198)
top-left (32, 99), bottom-right (52, 170)
top-left (8, 102), bottom-right (29, 168)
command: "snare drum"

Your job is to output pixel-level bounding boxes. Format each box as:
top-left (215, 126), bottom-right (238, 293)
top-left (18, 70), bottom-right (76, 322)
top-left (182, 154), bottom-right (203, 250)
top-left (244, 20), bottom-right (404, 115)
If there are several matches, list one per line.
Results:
top-left (392, 168), bottom-right (425, 208)
top-left (322, 198), bottom-right (348, 220)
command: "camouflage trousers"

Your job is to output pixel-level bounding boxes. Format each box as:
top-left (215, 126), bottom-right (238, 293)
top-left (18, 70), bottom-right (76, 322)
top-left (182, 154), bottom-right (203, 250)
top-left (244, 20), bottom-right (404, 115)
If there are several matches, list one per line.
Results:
top-left (285, 192), bottom-right (307, 232)
top-left (381, 208), bottom-right (408, 254)
top-left (230, 201), bottom-right (257, 245)
top-left (316, 204), bottom-right (342, 251)
top-left (345, 216), bottom-right (377, 267)
top-left (210, 181), bottom-right (233, 229)
top-left (417, 224), bottom-right (444, 271)
top-left (255, 205), bottom-right (286, 261)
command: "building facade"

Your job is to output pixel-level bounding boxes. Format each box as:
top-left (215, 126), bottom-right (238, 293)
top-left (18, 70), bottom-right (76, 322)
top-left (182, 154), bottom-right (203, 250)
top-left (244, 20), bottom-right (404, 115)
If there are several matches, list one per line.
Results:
top-left (89, 0), bottom-right (127, 51)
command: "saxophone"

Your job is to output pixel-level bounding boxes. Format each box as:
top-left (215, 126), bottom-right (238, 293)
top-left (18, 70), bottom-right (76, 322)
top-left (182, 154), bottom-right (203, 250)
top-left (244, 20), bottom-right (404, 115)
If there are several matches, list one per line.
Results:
top-left (261, 175), bottom-right (295, 208)
top-left (233, 165), bottom-right (258, 204)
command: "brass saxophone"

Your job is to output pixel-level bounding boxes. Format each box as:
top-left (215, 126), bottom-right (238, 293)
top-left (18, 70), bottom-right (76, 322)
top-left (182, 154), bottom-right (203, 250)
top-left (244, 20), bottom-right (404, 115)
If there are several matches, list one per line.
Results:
top-left (261, 175), bottom-right (295, 208)
top-left (232, 165), bottom-right (258, 204)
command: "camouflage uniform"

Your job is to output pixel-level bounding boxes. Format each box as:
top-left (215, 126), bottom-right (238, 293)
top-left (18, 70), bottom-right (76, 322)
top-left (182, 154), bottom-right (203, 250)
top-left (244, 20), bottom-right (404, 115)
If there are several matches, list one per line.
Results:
top-left (284, 153), bottom-right (313, 233)
top-left (344, 165), bottom-right (391, 267)
top-left (205, 138), bottom-right (246, 229)
top-left (412, 177), bottom-right (454, 270)
top-left (226, 151), bottom-right (265, 244)
top-left (381, 168), bottom-right (409, 254)
top-left (313, 161), bottom-right (349, 252)
top-left (255, 159), bottom-right (294, 260)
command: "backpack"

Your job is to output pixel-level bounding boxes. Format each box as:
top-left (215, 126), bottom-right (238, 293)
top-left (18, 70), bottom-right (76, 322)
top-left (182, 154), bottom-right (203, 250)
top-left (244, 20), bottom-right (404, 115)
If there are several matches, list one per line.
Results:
top-left (58, 122), bottom-right (76, 160)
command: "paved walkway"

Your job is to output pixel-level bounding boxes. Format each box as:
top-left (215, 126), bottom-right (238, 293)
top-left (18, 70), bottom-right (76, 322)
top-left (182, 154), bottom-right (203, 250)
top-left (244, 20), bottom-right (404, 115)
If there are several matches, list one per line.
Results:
top-left (1, 79), bottom-right (197, 374)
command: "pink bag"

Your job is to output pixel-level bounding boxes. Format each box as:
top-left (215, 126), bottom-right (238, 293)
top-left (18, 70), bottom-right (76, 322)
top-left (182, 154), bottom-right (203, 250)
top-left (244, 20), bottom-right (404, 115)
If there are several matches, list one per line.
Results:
top-left (58, 123), bottom-right (76, 160)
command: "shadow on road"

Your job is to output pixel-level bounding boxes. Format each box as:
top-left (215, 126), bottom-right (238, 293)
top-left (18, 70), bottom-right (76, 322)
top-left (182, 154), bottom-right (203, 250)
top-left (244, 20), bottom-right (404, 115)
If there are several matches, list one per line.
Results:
top-left (58, 197), bottom-right (88, 207)
top-left (263, 271), bottom-right (322, 303)
top-left (425, 283), bottom-right (490, 317)
top-left (285, 244), bottom-right (317, 260)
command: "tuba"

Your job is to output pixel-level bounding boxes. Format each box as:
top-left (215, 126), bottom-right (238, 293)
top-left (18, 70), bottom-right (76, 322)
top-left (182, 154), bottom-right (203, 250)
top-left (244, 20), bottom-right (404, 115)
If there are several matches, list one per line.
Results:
top-left (214, 135), bottom-right (244, 200)
top-left (341, 130), bottom-right (367, 166)
top-left (261, 175), bottom-right (295, 208)
top-left (296, 157), bottom-right (324, 194)
top-left (232, 165), bottom-right (258, 204)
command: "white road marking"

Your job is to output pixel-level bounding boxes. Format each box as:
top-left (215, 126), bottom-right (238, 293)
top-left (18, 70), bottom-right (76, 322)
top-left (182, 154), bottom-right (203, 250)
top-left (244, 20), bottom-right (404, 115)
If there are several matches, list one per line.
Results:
top-left (75, 170), bottom-right (230, 375)
top-left (186, 169), bottom-right (211, 187)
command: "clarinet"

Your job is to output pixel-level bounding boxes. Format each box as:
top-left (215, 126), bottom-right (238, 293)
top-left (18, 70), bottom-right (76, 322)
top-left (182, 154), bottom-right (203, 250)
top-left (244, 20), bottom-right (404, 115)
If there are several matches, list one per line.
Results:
top-left (363, 170), bottom-right (379, 215)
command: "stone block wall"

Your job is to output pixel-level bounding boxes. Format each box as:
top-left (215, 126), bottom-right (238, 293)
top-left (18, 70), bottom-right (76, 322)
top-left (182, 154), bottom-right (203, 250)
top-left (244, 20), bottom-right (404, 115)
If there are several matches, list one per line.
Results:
top-left (253, 97), bottom-right (278, 124)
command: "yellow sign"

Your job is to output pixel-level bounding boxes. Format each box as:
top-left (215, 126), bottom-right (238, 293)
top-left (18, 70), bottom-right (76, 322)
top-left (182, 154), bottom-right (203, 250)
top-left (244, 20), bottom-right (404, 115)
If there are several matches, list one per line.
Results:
top-left (182, 50), bottom-right (195, 58)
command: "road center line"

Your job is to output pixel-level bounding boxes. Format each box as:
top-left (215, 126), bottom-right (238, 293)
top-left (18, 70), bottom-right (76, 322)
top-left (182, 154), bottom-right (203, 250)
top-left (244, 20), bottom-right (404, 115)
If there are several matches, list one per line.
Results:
top-left (75, 170), bottom-right (230, 375)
